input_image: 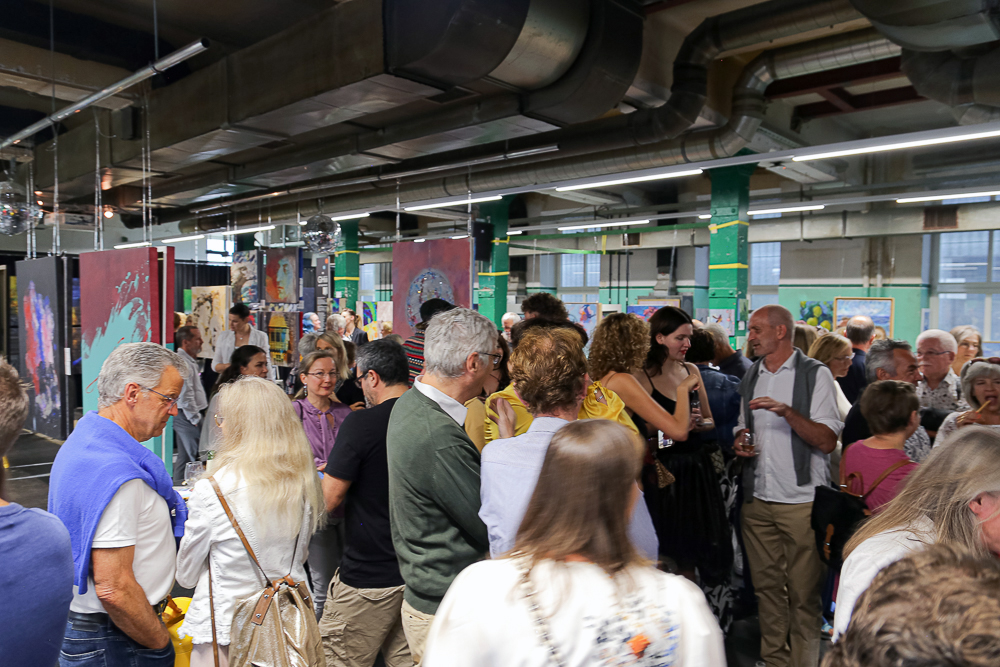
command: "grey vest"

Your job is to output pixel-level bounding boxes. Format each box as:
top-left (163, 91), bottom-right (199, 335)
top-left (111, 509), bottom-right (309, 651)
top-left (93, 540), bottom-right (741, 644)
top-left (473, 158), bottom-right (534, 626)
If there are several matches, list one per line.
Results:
top-left (739, 348), bottom-right (825, 502)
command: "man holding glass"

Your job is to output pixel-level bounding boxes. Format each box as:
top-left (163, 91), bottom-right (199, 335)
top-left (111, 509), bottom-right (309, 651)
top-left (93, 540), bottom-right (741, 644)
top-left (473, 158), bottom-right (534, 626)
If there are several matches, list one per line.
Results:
top-left (733, 305), bottom-right (843, 667)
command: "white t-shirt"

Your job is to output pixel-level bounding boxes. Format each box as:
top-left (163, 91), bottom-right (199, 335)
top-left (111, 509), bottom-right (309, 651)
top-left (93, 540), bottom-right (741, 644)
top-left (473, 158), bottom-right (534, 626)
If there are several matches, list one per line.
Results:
top-left (832, 516), bottom-right (934, 640)
top-left (423, 558), bottom-right (725, 667)
top-left (71, 479), bottom-right (177, 613)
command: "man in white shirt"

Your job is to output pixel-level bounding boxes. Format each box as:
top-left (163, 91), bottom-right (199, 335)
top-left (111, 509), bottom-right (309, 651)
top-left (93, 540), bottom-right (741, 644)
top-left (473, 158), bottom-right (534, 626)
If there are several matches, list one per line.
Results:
top-left (173, 326), bottom-right (208, 482)
top-left (734, 305), bottom-right (843, 667)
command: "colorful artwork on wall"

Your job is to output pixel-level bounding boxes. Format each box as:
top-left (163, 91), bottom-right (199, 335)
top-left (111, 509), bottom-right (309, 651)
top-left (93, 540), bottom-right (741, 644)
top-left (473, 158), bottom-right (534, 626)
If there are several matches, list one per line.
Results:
top-left (834, 297), bottom-right (894, 337)
top-left (358, 300), bottom-right (379, 340)
top-left (800, 300), bottom-right (834, 331)
top-left (231, 250), bottom-right (258, 304)
top-left (16, 257), bottom-right (65, 438)
top-left (626, 301), bottom-right (682, 321)
top-left (391, 239), bottom-right (471, 340)
top-left (190, 286), bottom-right (230, 360)
top-left (568, 303), bottom-right (600, 339)
top-left (265, 312), bottom-right (300, 367)
top-left (708, 308), bottom-right (736, 337)
top-left (264, 248), bottom-right (300, 304)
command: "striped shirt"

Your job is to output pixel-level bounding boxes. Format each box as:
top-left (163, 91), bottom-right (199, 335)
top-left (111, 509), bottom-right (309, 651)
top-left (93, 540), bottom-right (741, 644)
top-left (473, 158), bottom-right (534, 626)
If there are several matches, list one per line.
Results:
top-left (403, 330), bottom-right (426, 386)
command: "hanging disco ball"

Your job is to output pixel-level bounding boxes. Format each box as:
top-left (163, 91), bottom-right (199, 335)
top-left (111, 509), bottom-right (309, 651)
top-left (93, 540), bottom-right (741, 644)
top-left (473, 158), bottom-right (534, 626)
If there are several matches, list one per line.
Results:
top-left (0, 179), bottom-right (38, 236)
top-left (301, 213), bottom-right (341, 254)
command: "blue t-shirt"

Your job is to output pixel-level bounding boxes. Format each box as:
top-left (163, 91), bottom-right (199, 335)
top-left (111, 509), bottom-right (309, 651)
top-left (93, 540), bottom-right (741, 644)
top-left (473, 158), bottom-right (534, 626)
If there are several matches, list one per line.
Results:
top-left (0, 502), bottom-right (74, 667)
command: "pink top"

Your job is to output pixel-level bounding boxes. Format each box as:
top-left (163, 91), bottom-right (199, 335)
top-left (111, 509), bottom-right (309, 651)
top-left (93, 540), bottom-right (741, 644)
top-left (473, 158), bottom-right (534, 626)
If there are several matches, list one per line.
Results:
top-left (841, 442), bottom-right (917, 513)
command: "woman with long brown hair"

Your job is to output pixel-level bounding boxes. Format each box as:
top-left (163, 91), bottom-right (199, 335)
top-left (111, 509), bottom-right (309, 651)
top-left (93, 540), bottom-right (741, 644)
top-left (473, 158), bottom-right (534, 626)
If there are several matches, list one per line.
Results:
top-left (423, 420), bottom-right (724, 665)
top-left (638, 306), bottom-right (733, 630)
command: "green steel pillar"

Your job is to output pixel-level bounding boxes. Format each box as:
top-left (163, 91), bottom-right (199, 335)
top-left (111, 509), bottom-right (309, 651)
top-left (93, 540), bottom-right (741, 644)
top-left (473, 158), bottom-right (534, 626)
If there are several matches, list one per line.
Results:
top-left (477, 199), bottom-right (509, 328)
top-left (334, 219), bottom-right (360, 306)
top-left (708, 165), bottom-right (754, 345)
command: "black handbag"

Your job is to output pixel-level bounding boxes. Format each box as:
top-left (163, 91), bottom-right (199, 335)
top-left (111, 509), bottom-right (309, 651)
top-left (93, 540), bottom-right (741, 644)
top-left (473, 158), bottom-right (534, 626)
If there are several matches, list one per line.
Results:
top-left (811, 458), bottom-right (911, 571)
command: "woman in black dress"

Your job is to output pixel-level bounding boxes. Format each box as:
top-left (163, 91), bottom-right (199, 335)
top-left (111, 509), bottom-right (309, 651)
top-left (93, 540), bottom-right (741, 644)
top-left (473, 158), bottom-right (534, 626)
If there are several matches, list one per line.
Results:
top-left (636, 306), bottom-right (734, 631)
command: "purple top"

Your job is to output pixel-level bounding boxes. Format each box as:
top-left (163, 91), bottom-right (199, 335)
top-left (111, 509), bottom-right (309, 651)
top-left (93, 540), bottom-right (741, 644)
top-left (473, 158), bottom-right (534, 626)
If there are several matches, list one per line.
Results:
top-left (293, 397), bottom-right (353, 468)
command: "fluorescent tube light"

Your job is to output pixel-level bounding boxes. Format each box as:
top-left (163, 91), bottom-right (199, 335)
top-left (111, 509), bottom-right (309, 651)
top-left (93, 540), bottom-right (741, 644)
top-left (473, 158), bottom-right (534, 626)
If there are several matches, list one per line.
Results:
top-left (413, 238), bottom-right (426, 243)
top-left (451, 234), bottom-right (469, 240)
top-left (793, 128), bottom-right (1000, 162)
top-left (555, 169), bottom-right (703, 192)
top-left (161, 234), bottom-right (205, 243)
top-left (507, 230), bottom-right (523, 235)
top-left (113, 241), bottom-right (152, 249)
top-left (747, 204), bottom-right (825, 216)
top-left (896, 190), bottom-right (1000, 203)
top-left (557, 220), bottom-right (650, 232)
top-left (404, 195), bottom-right (503, 212)
top-left (299, 212), bottom-right (371, 225)
top-left (218, 225), bottom-right (276, 236)
top-left (698, 214), bottom-right (712, 220)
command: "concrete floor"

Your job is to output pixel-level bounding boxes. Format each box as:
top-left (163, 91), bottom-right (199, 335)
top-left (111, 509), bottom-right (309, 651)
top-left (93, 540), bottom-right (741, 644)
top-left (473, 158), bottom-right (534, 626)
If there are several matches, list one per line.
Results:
top-left (6, 429), bottom-right (835, 667)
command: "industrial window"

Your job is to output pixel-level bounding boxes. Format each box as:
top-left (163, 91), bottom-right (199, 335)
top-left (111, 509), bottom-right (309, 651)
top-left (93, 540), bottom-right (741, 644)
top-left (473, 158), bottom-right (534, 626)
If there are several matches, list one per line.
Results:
top-left (559, 254), bottom-right (601, 288)
top-left (205, 238), bottom-right (234, 264)
top-left (937, 293), bottom-right (986, 333)
top-left (750, 242), bottom-right (781, 286)
top-left (538, 254), bottom-right (556, 288)
top-left (360, 264), bottom-right (375, 293)
top-left (750, 293), bottom-right (780, 311)
top-left (938, 231), bottom-right (989, 283)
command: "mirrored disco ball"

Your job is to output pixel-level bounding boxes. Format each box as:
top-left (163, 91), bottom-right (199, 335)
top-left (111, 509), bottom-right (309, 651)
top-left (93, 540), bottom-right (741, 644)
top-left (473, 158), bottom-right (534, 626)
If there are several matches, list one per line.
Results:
top-left (0, 180), bottom-right (36, 236)
top-left (301, 214), bottom-right (342, 253)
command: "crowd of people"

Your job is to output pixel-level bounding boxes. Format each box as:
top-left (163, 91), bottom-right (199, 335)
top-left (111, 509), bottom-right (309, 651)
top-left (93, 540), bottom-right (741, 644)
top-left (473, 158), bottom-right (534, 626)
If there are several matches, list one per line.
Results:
top-left (3, 293), bottom-right (1000, 667)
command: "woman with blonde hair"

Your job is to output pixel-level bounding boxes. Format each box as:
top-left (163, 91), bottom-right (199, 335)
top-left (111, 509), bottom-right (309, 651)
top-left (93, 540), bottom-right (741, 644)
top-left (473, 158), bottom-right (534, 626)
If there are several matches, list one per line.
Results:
top-left (833, 426), bottom-right (1000, 639)
top-left (315, 332), bottom-right (364, 409)
top-left (808, 334), bottom-right (854, 420)
top-left (176, 376), bottom-right (325, 666)
top-left (950, 325), bottom-right (982, 376)
top-left (423, 419), bottom-right (724, 665)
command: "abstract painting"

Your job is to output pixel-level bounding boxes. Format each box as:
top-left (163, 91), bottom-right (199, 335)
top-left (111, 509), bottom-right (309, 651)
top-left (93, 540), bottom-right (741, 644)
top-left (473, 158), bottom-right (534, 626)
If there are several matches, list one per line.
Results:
top-left (190, 286), bottom-right (230, 360)
top-left (16, 257), bottom-right (65, 439)
top-left (708, 308), bottom-right (736, 337)
top-left (834, 297), bottom-right (894, 337)
top-left (358, 301), bottom-right (379, 340)
top-left (392, 239), bottom-right (471, 340)
top-left (231, 250), bottom-right (258, 304)
top-left (800, 300), bottom-right (834, 331)
top-left (264, 248), bottom-right (300, 304)
top-left (568, 303), bottom-right (600, 338)
top-left (264, 311), bottom-right (300, 367)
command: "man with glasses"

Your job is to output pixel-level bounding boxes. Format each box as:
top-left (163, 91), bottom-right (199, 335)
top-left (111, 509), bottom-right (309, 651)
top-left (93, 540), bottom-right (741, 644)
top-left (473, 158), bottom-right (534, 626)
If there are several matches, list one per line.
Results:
top-left (915, 330), bottom-right (970, 416)
top-left (319, 340), bottom-right (411, 666)
top-left (387, 308), bottom-right (495, 664)
top-left (50, 343), bottom-right (189, 666)
top-left (172, 326), bottom-right (208, 483)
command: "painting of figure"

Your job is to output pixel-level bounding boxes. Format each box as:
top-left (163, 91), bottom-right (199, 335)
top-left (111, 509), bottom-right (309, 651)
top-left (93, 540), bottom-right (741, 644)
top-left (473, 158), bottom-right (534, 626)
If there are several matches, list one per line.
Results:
top-left (265, 248), bottom-right (300, 304)
top-left (391, 239), bottom-right (471, 340)
top-left (231, 250), bottom-right (258, 303)
top-left (190, 286), bottom-right (230, 360)
top-left (16, 257), bottom-right (65, 439)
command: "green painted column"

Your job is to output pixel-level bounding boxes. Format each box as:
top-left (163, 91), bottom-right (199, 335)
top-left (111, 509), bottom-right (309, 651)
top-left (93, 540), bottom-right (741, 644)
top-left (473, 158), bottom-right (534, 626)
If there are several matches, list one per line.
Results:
top-left (708, 165), bottom-right (754, 345)
top-left (477, 199), bottom-right (509, 328)
top-left (334, 219), bottom-right (360, 306)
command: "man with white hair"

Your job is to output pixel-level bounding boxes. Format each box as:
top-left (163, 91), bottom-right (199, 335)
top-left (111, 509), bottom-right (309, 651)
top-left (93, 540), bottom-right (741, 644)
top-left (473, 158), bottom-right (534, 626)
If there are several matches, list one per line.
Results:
top-left (915, 329), bottom-right (969, 413)
top-left (50, 343), bottom-right (189, 665)
top-left (386, 308), bottom-right (496, 664)
top-left (704, 322), bottom-right (752, 380)
top-left (733, 305), bottom-right (843, 667)
top-left (500, 312), bottom-right (520, 342)
top-left (327, 313), bottom-right (348, 340)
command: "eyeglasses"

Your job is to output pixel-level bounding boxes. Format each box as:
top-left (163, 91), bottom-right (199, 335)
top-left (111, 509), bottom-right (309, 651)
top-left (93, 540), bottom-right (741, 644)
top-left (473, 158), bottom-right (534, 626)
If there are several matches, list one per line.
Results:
top-left (481, 352), bottom-right (503, 368)
top-left (834, 353), bottom-right (856, 362)
top-left (968, 357), bottom-right (1000, 365)
top-left (214, 413), bottom-right (224, 427)
top-left (354, 371), bottom-right (371, 388)
top-left (305, 371), bottom-right (338, 380)
top-left (916, 350), bottom-right (950, 358)
top-left (142, 386), bottom-right (179, 409)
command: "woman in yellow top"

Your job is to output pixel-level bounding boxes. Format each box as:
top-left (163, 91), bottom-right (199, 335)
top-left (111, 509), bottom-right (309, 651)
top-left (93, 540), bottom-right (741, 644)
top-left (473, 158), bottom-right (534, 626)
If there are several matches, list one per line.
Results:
top-left (483, 320), bottom-right (639, 446)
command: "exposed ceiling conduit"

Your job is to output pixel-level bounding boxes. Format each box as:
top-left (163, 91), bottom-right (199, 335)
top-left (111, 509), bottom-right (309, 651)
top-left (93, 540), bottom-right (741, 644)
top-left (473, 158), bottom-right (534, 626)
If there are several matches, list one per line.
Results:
top-left (176, 28), bottom-right (897, 233)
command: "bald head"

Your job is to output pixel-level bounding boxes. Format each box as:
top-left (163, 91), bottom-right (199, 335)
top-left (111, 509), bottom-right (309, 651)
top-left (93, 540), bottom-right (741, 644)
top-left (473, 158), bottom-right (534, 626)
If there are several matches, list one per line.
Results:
top-left (748, 305), bottom-right (794, 361)
top-left (845, 315), bottom-right (876, 350)
top-left (759, 305), bottom-right (794, 332)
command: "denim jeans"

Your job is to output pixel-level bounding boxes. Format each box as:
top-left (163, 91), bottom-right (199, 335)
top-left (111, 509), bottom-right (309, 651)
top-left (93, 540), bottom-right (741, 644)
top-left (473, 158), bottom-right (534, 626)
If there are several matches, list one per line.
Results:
top-left (59, 618), bottom-right (174, 667)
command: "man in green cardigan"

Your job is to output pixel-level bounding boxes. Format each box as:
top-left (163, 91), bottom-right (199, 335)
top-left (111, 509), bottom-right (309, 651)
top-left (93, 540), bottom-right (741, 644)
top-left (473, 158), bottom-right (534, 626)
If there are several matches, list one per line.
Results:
top-left (387, 307), bottom-right (499, 664)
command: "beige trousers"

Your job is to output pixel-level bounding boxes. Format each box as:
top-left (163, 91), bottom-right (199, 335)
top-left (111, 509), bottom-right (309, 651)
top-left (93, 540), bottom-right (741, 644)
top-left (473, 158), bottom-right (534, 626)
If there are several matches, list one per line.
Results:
top-left (400, 599), bottom-right (435, 665)
top-left (319, 570), bottom-right (411, 667)
top-left (742, 499), bottom-right (825, 667)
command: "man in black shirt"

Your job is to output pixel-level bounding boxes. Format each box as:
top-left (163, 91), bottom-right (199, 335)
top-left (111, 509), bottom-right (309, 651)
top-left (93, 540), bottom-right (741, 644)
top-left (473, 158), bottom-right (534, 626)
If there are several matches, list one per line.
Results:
top-left (319, 340), bottom-right (411, 666)
top-left (838, 316), bottom-right (876, 404)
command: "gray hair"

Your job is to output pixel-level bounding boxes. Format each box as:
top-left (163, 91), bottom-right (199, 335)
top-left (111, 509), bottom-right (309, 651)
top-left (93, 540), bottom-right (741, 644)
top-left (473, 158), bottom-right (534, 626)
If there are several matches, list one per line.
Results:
top-left (423, 308), bottom-right (497, 378)
top-left (961, 361), bottom-right (1000, 411)
top-left (326, 313), bottom-right (346, 334)
top-left (298, 333), bottom-right (317, 360)
top-left (97, 343), bottom-right (188, 409)
top-left (917, 329), bottom-right (958, 354)
top-left (703, 323), bottom-right (731, 349)
top-left (175, 325), bottom-right (198, 347)
top-left (845, 316), bottom-right (875, 346)
top-left (865, 339), bottom-right (913, 384)
top-left (502, 312), bottom-right (520, 326)
top-left (0, 357), bottom-right (28, 458)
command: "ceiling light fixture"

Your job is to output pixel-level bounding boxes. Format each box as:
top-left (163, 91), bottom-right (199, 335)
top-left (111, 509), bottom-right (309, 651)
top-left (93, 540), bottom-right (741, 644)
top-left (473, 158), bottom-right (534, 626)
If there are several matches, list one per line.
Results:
top-left (747, 204), bottom-right (825, 216)
top-left (507, 230), bottom-right (523, 235)
top-left (451, 234), bottom-right (469, 240)
top-left (103, 208), bottom-right (114, 219)
top-left (404, 195), bottom-right (502, 212)
top-left (413, 238), bottom-right (425, 243)
top-left (698, 214), bottom-right (712, 220)
top-left (113, 241), bottom-right (152, 249)
top-left (299, 212), bottom-right (371, 225)
top-left (793, 128), bottom-right (1000, 162)
top-left (219, 224), bottom-right (276, 236)
top-left (555, 169), bottom-right (704, 192)
top-left (161, 234), bottom-right (205, 243)
top-left (557, 219), bottom-right (650, 232)
top-left (896, 190), bottom-right (1000, 203)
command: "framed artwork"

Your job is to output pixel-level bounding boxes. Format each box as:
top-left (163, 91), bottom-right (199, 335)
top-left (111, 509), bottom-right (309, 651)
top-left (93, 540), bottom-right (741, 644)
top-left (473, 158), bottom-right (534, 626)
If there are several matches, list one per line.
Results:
top-left (627, 304), bottom-right (669, 321)
top-left (190, 285), bottom-right (231, 360)
top-left (391, 239), bottom-right (471, 340)
top-left (16, 257), bottom-right (66, 439)
top-left (231, 250), bottom-right (259, 304)
top-left (708, 309), bottom-right (736, 336)
top-left (800, 300), bottom-right (834, 331)
top-left (568, 303), bottom-right (600, 339)
top-left (264, 311), bottom-right (300, 367)
top-left (834, 297), bottom-right (894, 337)
top-left (264, 248), bottom-right (300, 304)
